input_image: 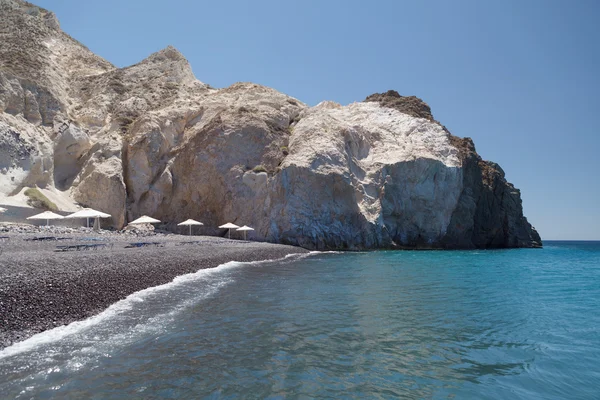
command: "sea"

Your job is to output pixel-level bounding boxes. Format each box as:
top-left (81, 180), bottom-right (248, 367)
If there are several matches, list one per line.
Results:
top-left (0, 241), bottom-right (599, 399)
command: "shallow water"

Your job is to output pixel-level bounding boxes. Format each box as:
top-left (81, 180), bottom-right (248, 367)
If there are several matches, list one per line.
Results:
top-left (1, 242), bottom-right (599, 399)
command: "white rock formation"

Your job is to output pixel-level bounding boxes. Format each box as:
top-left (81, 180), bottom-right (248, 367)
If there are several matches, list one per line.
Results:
top-left (259, 102), bottom-right (464, 248)
top-left (0, 0), bottom-right (541, 248)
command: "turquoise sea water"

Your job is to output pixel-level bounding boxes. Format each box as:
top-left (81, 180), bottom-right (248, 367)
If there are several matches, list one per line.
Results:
top-left (1, 241), bottom-right (599, 399)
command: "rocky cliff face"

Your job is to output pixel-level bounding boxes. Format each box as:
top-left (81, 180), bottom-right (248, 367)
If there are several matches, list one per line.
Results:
top-left (0, 0), bottom-right (541, 249)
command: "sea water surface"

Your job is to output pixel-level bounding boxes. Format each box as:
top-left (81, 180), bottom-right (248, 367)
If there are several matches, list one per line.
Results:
top-left (1, 241), bottom-right (599, 399)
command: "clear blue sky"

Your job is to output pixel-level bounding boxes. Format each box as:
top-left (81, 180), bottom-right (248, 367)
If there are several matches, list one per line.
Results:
top-left (35, 0), bottom-right (600, 240)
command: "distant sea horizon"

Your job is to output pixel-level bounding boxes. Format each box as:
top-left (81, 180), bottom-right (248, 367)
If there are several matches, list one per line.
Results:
top-left (541, 239), bottom-right (600, 242)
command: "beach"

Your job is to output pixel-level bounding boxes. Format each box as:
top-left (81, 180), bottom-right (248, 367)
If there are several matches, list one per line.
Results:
top-left (0, 228), bottom-right (308, 349)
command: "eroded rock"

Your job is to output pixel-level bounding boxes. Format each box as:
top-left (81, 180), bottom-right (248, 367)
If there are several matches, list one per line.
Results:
top-left (0, 0), bottom-right (541, 249)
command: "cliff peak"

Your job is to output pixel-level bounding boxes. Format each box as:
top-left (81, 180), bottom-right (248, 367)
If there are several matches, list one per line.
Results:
top-left (0, 0), bottom-right (59, 31)
top-left (143, 45), bottom-right (188, 64)
top-left (364, 90), bottom-right (435, 122)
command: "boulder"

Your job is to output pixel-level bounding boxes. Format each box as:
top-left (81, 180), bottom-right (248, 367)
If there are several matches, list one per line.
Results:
top-left (53, 121), bottom-right (92, 189)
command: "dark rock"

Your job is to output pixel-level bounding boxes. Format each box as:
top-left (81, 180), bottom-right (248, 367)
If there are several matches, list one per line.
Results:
top-left (364, 90), bottom-right (436, 121)
top-left (441, 135), bottom-right (542, 248)
top-left (366, 91), bottom-right (541, 249)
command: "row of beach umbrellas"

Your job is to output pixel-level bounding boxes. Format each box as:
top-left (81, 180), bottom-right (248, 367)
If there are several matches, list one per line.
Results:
top-left (218, 222), bottom-right (254, 240)
top-left (24, 209), bottom-right (157, 228)
top-left (154, 218), bottom-right (254, 238)
top-left (127, 217), bottom-right (255, 239)
top-left (22, 208), bottom-right (254, 239)
top-left (26, 209), bottom-right (110, 228)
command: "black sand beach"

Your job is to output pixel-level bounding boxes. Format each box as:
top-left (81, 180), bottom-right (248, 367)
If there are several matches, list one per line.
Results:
top-left (0, 229), bottom-right (308, 349)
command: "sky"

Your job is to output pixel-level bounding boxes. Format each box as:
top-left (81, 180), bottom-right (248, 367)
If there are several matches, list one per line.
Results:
top-left (34, 0), bottom-right (600, 240)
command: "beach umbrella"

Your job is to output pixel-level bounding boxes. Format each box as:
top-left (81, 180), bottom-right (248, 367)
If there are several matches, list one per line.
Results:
top-left (27, 211), bottom-right (64, 226)
top-left (129, 215), bottom-right (161, 225)
top-left (177, 219), bottom-right (204, 236)
top-left (218, 222), bottom-right (239, 239)
top-left (236, 225), bottom-right (254, 240)
top-left (65, 208), bottom-right (111, 228)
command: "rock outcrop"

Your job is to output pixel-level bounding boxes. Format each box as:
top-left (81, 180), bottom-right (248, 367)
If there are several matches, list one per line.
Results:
top-left (364, 90), bottom-right (436, 121)
top-left (0, 0), bottom-right (541, 249)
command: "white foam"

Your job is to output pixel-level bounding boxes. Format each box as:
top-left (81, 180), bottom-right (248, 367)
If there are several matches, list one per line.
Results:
top-left (0, 252), bottom-right (322, 360)
top-left (0, 260), bottom-right (244, 359)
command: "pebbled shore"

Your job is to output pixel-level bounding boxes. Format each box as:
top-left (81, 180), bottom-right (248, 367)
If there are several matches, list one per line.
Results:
top-left (0, 230), bottom-right (308, 349)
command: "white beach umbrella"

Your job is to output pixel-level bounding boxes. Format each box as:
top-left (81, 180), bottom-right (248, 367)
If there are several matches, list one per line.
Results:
top-left (219, 222), bottom-right (240, 239)
top-left (236, 225), bottom-right (254, 240)
top-left (27, 211), bottom-right (64, 226)
top-left (177, 219), bottom-right (204, 236)
top-left (66, 208), bottom-right (111, 228)
top-left (129, 215), bottom-right (161, 225)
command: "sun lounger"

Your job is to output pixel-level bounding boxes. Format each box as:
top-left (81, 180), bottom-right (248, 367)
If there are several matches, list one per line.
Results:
top-left (25, 236), bottom-right (57, 241)
top-left (55, 243), bottom-right (113, 252)
top-left (125, 242), bottom-right (164, 249)
top-left (25, 236), bottom-right (70, 242)
top-left (176, 241), bottom-right (202, 246)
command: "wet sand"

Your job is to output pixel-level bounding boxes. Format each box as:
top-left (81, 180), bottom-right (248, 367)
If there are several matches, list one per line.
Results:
top-left (0, 231), bottom-right (308, 349)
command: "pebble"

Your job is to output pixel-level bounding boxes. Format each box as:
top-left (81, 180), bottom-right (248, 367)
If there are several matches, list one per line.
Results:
top-left (0, 227), bottom-right (307, 349)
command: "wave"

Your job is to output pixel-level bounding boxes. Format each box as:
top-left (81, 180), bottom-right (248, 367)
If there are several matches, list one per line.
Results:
top-left (0, 252), bottom-right (316, 360)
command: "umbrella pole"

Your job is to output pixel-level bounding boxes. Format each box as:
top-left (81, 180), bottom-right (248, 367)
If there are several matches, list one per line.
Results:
top-left (46, 219), bottom-right (49, 226)
top-left (86, 217), bottom-right (89, 228)
top-left (189, 225), bottom-right (192, 236)
top-left (228, 229), bottom-right (231, 239)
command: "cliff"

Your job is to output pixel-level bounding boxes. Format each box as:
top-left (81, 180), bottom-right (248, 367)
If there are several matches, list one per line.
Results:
top-left (0, 0), bottom-right (541, 249)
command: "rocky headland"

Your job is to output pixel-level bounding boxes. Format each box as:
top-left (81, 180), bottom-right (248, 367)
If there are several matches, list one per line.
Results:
top-left (0, 0), bottom-right (541, 249)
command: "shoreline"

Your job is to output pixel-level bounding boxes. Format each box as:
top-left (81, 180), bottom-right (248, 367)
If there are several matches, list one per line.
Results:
top-left (0, 231), bottom-right (308, 349)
